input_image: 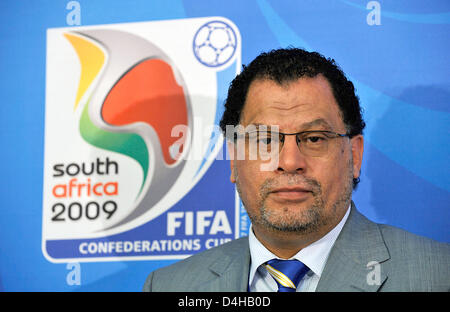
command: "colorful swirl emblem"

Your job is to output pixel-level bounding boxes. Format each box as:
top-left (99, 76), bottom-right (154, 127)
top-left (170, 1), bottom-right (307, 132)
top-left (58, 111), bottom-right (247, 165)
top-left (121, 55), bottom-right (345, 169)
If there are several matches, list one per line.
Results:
top-left (64, 29), bottom-right (192, 230)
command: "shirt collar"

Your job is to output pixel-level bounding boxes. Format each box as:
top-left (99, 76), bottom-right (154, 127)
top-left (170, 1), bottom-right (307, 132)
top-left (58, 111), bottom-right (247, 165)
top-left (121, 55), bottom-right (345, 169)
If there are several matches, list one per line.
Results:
top-left (248, 205), bottom-right (351, 284)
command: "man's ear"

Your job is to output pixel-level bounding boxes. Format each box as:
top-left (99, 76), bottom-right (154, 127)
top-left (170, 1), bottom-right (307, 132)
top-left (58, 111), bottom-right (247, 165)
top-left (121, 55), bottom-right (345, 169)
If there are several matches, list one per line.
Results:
top-left (227, 141), bottom-right (236, 183)
top-left (350, 135), bottom-right (364, 180)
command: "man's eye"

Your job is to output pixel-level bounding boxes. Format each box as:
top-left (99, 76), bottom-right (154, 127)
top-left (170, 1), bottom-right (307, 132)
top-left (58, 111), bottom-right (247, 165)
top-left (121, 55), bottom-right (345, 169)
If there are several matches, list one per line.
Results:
top-left (306, 136), bottom-right (325, 143)
top-left (258, 137), bottom-right (272, 145)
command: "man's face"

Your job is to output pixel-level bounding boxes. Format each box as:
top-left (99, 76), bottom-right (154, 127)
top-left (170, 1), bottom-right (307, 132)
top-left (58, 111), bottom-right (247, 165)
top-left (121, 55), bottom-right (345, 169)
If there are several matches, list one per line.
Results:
top-left (229, 75), bottom-right (363, 239)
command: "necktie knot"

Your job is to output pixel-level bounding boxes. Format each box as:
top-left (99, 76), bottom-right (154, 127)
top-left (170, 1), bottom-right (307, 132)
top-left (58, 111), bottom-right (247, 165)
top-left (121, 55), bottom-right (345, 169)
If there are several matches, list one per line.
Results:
top-left (264, 259), bottom-right (309, 292)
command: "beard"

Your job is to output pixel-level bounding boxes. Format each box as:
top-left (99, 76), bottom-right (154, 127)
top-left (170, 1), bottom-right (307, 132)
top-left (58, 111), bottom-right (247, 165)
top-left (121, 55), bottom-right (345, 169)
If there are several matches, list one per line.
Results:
top-left (235, 160), bottom-right (354, 235)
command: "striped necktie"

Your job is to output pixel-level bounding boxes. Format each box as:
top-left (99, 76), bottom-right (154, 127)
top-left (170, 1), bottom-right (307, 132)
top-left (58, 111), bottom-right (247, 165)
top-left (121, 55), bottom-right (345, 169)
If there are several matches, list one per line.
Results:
top-left (264, 259), bottom-right (310, 292)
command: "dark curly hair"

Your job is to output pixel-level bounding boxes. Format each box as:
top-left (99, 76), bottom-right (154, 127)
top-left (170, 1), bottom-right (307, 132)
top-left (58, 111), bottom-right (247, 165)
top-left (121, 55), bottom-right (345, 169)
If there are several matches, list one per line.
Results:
top-left (219, 47), bottom-right (365, 188)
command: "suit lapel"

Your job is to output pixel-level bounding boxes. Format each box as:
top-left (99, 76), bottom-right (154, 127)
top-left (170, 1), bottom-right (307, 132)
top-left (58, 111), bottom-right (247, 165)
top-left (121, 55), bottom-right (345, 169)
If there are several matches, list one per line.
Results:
top-left (194, 237), bottom-right (250, 292)
top-left (316, 203), bottom-right (390, 292)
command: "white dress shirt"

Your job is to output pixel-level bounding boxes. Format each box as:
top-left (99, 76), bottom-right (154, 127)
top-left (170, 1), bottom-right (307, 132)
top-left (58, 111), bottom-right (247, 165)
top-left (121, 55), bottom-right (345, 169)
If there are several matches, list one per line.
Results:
top-left (248, 206), bottom-right (350, 292)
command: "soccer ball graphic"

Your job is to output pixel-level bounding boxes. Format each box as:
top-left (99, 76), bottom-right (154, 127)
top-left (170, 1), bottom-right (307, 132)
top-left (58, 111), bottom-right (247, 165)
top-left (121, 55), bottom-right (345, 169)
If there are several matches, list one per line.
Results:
top-left (193, 20), bottom-right (237, 67)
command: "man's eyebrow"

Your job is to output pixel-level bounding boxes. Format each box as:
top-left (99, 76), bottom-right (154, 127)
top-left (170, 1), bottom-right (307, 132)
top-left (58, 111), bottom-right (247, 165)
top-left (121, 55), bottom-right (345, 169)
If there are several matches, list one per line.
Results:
top-left (249, 123), bottom-right (270, 127)
top-left (301, 118), bottom-right (333, 130)
top-left (248, 119), bottom-right (333, 130)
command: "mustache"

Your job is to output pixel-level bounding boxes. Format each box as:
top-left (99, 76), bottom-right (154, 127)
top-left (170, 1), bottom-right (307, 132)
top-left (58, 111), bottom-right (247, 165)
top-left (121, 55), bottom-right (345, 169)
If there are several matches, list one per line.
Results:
top-left (259, 174), bottom-right (322, 197)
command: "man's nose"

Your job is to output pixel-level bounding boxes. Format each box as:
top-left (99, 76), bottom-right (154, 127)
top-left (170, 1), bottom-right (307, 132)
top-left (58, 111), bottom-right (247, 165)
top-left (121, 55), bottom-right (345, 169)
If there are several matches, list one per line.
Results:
top-left (276, 136), bottom-right (307, 173)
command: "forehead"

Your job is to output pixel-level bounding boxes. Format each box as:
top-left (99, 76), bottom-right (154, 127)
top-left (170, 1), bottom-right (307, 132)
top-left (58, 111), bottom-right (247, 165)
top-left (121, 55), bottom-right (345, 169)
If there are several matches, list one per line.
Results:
top-left (241, 75), bottom-right (345, 132)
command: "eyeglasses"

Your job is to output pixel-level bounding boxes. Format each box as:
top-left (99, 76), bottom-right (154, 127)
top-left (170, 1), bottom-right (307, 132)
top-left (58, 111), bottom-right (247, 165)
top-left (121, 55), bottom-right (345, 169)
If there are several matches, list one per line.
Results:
top-left (237, 129), bottom-right (350, 158)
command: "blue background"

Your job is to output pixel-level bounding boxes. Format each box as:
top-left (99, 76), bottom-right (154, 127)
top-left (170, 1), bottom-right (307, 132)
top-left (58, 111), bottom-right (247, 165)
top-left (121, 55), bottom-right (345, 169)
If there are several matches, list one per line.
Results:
top-left (0, 0), bottom-right (448, 291)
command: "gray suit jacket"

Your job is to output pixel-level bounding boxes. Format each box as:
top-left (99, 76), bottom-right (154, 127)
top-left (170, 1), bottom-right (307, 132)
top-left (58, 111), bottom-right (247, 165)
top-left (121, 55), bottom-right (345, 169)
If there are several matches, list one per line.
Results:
top-left (143, 205), bottom-right (450, 291)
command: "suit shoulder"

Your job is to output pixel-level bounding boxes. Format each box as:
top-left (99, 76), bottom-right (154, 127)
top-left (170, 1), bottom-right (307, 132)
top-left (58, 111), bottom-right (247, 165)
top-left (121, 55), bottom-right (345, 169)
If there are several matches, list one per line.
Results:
top-left (377, 223), bottom-right (450, 291)
top-left (158, 236), bottom-right (247, 272)
top-left (143, 237), bottom-right (249, 292)
top-left (378, 223), bottom-right (450, 257)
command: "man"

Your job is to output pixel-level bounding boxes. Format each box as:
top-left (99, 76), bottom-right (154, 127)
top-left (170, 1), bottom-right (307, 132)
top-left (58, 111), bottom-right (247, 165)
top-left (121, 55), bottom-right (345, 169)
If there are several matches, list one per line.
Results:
top-left (143, 48), bottom-right (449, 292)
